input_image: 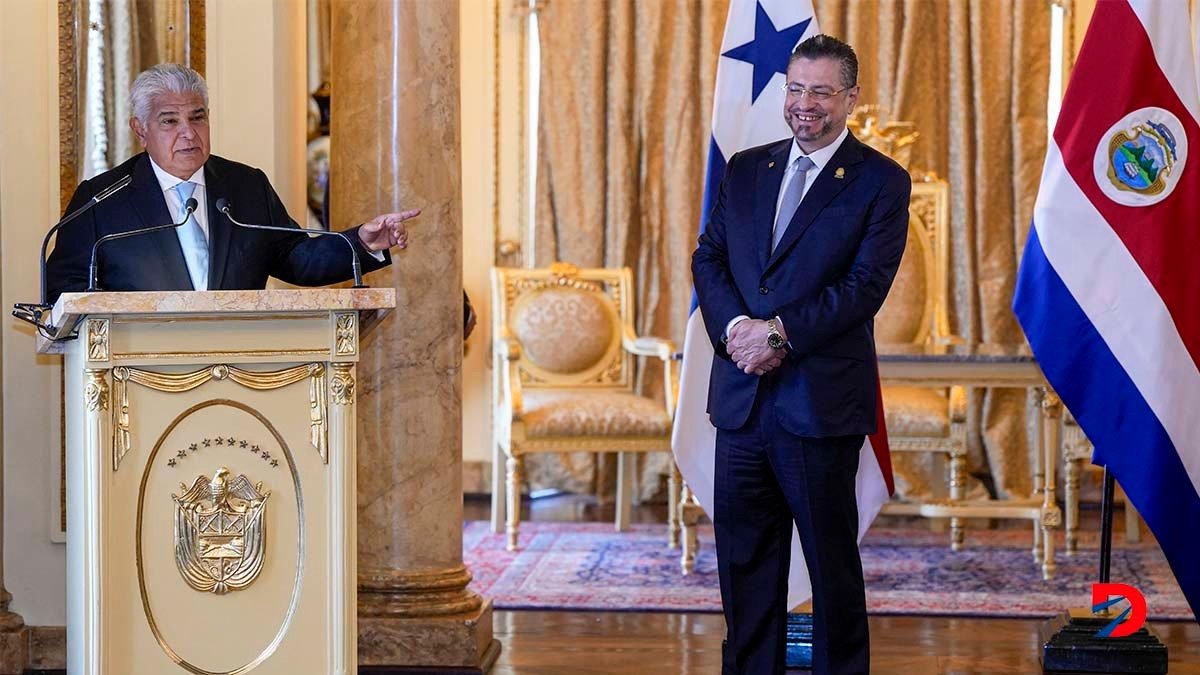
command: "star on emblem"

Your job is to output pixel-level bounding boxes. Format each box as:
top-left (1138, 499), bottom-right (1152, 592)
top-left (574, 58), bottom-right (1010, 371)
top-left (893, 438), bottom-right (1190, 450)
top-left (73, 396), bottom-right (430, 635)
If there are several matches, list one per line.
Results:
top-left (167, 458), bottom-right (177, 467)
top-left (203, 439), bottom-right (212, 447)
top-left (261, 451), bottom-right (272, 461)
top-left (239, 440), bottom-right (249, 448)
top-left (189, 443), bottom-right (198, 451)
top-left (270, 459), bottom-right (279, 468)
top-left (227, 437), bottom-right (236, 446)
top-left (214, 437), bottom-right (225, 446)
top-left (177, 449), bottom-right (187, 458)
top-left (251, 445), bottom-right (260, 455)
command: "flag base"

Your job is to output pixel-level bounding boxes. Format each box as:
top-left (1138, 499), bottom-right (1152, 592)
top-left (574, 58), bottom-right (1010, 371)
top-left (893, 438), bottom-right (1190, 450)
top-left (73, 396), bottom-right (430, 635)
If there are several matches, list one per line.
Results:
top-left (1040, 609), bottom-right (1167, 673)
top-left (718, 613), bottom-right (813, 671)
top-left (785, 612), bottom-right (813, 670)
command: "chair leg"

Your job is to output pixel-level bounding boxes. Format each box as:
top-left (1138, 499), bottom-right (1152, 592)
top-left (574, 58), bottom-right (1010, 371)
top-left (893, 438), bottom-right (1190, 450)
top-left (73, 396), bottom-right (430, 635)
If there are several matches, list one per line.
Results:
top-left (680, 488), bottom-right (698, 575)
top-left (949, 453), bottom-right (966, 551)
top-left (615, 452), bottom-right (633, 532)
top-left (928, 452), bottom-right (948, 534)
top-left (1065, 457), bottom-right (1081, 554)
top-left (506, 455), bottom-right (523, 551)
top-left (491, 443), bottom-right (506, 535)
top-left (667, 461), bottom-right (681, 549)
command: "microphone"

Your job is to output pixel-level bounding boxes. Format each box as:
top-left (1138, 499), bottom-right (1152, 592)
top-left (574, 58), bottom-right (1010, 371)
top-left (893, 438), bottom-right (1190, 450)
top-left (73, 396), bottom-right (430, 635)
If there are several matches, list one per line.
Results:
top-left (215, 198), bottom-right (365, 288)
top-left (86, 197), bottom-right (199, 292)
top-left (12, 174), bottom-right (132, 338)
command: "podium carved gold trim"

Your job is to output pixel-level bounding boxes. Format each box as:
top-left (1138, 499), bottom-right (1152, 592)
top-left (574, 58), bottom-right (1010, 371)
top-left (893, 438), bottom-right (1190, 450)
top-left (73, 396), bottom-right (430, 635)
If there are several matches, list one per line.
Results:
top-left (111, 363), bottom-right (328, 471)
top-left (84, 370), bottom-right (110, 412)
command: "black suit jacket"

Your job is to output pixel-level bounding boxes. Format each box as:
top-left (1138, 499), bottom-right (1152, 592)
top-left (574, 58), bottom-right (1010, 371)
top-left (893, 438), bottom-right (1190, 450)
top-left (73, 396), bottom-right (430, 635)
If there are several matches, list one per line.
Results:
top-left (46, 153), bottom-right (389, 303)
top-left (692, 133), bottom-right (911, 437)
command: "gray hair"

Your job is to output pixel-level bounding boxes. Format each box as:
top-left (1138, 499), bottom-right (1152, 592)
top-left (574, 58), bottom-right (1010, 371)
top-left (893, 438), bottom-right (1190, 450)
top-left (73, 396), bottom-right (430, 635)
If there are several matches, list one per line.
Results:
top-left (130, 63), bottom-right (209, 124)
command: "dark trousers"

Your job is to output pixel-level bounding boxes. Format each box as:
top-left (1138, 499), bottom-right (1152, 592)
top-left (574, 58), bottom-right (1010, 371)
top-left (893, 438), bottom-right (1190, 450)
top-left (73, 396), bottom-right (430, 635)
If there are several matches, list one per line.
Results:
top-left (713, 385), bottom-right (869, 675)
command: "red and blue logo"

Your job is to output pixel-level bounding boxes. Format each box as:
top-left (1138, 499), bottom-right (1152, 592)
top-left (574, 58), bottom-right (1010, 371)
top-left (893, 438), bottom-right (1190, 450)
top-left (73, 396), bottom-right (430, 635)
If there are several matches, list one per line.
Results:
top-left (1091, 583), bottom-right (1148, 638)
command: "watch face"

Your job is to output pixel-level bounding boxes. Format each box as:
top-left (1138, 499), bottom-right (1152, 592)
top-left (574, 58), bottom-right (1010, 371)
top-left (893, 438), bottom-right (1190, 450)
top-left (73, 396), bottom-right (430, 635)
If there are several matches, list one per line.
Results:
top-left (767, 333), bottom-right (784, 349)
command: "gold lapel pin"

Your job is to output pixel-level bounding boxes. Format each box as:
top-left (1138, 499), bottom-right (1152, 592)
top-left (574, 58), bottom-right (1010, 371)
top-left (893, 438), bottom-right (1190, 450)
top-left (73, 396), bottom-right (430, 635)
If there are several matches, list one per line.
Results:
top-left (768, 161), bottom-right (776, 168)
top-left (834, 167), bottom-right (845, 179)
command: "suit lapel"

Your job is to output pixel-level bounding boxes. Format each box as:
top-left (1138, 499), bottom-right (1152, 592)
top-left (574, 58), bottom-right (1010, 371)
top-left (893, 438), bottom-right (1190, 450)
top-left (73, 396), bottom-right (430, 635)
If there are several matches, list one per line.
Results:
top-left (129, 154), bottom-right (194, 290)
top-left (204, 160), bottom-right (232, 291)
top-left (753, 140), bottom-right (793, 269)
top-left (764, 134), bottom-right (865, 274)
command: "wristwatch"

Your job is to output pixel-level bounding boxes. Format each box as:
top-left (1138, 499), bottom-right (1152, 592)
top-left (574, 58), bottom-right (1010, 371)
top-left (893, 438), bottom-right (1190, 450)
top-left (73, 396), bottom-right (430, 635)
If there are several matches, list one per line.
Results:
top-left (766, 318), bottom-right (785, 350)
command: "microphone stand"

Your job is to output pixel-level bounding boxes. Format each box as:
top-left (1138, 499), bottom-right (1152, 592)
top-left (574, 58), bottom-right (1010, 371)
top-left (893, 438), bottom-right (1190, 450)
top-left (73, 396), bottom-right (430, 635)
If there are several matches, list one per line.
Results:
top-left (86, 200), bottom-right (197, 292)
top-left (216, 199), bottom-right (365, 288)
top-left (12, 174), bottom-right (133, 339)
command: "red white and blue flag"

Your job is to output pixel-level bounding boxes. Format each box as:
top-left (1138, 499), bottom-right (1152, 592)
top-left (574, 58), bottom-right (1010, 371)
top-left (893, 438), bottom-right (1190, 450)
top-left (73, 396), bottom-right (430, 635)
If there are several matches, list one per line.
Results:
top-left (1013, 0), bottom-right (1200, 620)
top-left (671, 0), bottom-right (894, 609)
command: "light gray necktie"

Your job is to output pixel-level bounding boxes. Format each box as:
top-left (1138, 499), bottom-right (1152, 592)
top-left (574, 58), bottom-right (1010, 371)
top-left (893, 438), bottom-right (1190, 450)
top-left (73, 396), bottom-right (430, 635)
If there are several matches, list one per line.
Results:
top-left (172, 181), bottom-right (209, 290)
top-left (772, 155), bottom-right (816, 252)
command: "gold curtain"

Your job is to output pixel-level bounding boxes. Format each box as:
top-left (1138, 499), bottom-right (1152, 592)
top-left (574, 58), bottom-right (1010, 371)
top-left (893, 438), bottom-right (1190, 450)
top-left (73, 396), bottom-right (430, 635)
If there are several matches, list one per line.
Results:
top-left (531, 0), bottom-right (726, 499)
top-left (79, 0), bottom-right (191, 180)
top-left (533, 0), bottom-right (1050, 502)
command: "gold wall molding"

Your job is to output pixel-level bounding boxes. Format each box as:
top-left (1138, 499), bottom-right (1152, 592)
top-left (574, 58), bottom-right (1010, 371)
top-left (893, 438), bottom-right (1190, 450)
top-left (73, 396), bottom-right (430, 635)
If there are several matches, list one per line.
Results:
top-left (330, 364), bottom-right (354, 406)
top-left (111, 363), bottom-right (328, 471)
top-left (137, 399), bottom-right (303, 674)
top-left (334, 313), bottom-right (357, 356)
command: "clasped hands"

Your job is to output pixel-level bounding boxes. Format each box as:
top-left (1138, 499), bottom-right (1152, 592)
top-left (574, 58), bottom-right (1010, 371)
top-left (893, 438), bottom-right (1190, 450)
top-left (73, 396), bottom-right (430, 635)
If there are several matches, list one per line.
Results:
top-left (728, 319), bottom-right (787, 376)
top-left (357, 208), bottom-right (422, 252)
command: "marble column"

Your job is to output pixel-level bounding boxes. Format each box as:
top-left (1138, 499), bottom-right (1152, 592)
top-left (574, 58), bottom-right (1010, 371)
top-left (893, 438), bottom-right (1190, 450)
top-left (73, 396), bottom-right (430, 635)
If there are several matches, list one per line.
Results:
top-left (330, 1), bottom-right (497, 671)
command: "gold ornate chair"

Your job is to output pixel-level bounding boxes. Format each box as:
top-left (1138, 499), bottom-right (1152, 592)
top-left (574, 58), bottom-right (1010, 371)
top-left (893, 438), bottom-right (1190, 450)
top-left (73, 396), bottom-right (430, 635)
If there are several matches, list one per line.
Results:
top-left (873, 178), bottom-right (972, 549)
top-left (491, 263), bottom-right (680, 551)
top-left (845, 107), bottom-right (972, 550)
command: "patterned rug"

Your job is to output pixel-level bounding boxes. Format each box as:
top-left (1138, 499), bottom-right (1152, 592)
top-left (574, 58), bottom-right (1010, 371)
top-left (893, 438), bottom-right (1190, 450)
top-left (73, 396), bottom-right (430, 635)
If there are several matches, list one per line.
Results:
top-left (463, 521), bottom-right (1193, 620)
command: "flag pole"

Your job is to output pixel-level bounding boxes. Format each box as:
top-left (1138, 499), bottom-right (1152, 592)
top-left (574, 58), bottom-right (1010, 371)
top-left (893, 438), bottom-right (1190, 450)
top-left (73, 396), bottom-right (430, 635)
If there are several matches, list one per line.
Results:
top-left (1098, 468), bottom-right (1116, 584)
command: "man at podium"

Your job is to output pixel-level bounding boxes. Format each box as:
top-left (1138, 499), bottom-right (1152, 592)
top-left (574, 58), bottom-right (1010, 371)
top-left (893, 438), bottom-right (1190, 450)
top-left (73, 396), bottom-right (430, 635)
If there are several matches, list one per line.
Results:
top-left (45, 63), bottom-right (419, 304)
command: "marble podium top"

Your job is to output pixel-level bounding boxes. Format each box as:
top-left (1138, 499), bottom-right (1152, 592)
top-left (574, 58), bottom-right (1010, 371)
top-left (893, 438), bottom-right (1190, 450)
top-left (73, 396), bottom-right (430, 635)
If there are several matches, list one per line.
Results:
top-left (37, 289), bottom-right (396, 353)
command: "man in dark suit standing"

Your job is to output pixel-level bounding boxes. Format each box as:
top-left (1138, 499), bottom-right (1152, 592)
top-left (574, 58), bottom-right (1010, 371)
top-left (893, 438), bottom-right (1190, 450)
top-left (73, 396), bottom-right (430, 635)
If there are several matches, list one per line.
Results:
top-left (692, 35), bottom-right (910, 675)
top-left (47, 63), bottom-right (419, 303)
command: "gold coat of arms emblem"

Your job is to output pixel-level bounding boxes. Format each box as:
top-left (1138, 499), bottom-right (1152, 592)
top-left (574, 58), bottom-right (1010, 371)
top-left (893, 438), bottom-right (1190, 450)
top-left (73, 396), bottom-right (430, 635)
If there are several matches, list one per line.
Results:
top-left (173, 467), bottom-right (270, 594)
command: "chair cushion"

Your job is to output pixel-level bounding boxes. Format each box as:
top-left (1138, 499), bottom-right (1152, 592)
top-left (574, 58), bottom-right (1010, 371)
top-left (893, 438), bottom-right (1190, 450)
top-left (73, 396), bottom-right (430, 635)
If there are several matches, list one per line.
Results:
top-left (511, 288), bottom-right (615, 374)
top-left (881, 386), bottom-right (949, 437)
top-left (522, 391), bottom-right (670, 438)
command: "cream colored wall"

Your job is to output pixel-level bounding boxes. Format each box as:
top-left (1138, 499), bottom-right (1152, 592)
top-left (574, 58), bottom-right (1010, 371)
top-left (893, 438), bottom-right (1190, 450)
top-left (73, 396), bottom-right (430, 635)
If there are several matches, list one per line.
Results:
top-left (460, 0), bottom-right (498, 465)
top-left (207, 0), bottom-right (308, 215)
top-left (0, 0), bottom-right (65, 627)
top-left (0, 0), bottom-right (307, 627)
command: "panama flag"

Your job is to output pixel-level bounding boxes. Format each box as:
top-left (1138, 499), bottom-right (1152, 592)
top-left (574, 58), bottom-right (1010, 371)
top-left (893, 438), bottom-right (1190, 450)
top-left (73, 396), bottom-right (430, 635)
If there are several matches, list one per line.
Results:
top-left (671, 0), bottom-right (894, 610)
top-left (1013, 0), bottom-right (1200, 620)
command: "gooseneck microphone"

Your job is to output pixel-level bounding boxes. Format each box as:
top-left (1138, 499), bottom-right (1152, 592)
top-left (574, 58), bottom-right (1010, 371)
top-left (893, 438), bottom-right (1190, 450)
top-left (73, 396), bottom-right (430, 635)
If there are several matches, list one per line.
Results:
top-left (86, 197), bottom-right (199, 292)
top-left (215, 198), bottom-right (365, 288)
top-left (38, 174), bottom-right (133, 305)
top-left (12, 173), bottom-right (133, 338)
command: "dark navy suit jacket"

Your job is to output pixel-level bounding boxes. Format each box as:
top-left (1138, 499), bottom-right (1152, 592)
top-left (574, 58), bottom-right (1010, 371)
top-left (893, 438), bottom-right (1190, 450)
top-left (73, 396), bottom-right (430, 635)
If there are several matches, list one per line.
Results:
top-left (46, 152), bottom-right (389, 303)
top-left (692, 133), bottom-right (911, 437)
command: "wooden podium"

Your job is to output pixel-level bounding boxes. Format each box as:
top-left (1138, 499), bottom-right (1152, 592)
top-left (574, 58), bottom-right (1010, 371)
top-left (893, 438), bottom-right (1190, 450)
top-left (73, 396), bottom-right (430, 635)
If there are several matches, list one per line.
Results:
top-left (41, 289), bottom-right (395, 675)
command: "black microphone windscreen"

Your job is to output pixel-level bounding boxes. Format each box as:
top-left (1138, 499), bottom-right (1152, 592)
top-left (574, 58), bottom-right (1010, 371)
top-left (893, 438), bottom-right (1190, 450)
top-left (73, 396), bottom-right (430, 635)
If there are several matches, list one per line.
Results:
top-left (215, 197), bottom-right (230, 213)
top-left (185, 197), bottom-right (199, 212)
